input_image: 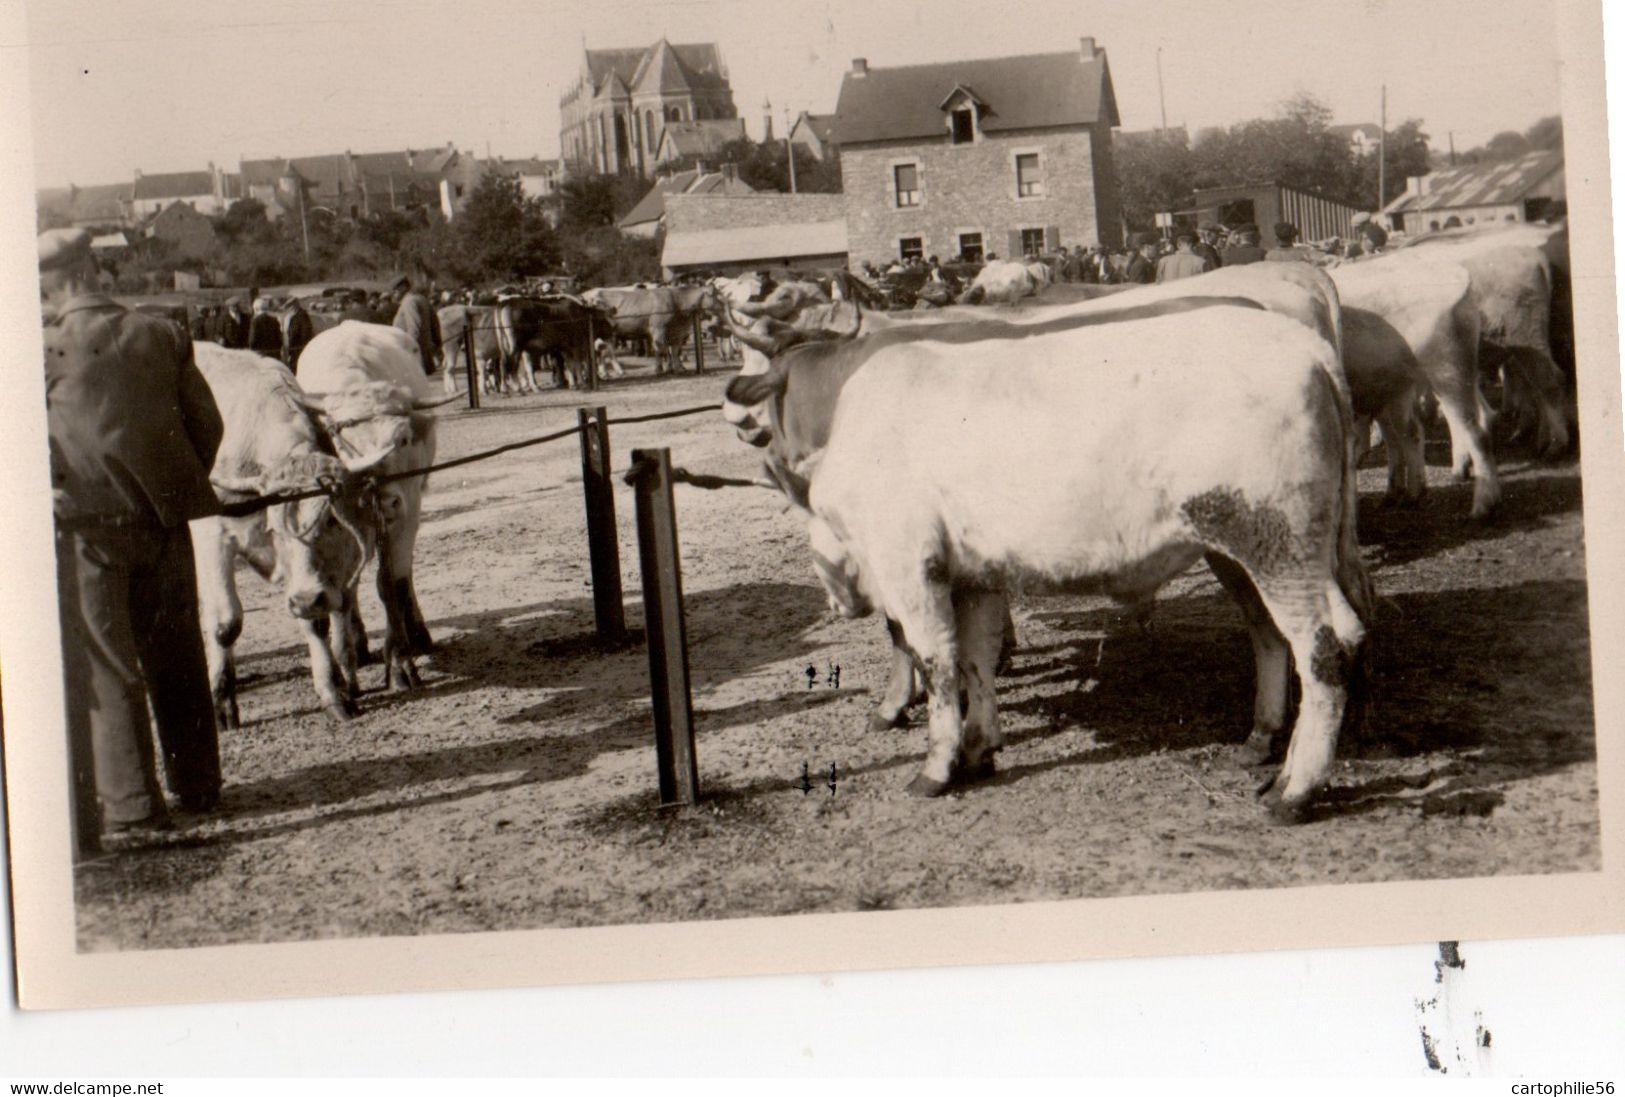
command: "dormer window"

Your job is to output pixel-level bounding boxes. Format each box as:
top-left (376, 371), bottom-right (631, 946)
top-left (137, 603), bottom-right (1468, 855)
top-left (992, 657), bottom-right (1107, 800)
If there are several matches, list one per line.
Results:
top-left (939, 85), bottom-right (987, 145)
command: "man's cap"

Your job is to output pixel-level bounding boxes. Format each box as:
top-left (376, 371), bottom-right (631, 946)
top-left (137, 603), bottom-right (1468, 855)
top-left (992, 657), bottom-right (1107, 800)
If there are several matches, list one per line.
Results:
top-left (1273, 221), bottom-right (1298, 243)
top-left (38, 228), bottom-right (93, 271)
top-left (1132, 231), bottom-right (1158, 247)
top-left (1174, 229), bottom-right (1195, 242)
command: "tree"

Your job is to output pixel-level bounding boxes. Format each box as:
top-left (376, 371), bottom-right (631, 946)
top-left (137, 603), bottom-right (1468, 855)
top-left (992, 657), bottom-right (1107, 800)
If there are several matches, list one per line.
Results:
top-left (450, 171), bottom-right (559, 282)
top-left (1524, 115), bottom-right (1563, 151)
top-left (1484, 130), bottom-right (1533, 160)
top-left (560, 171), bottom-right (650, 231)
top-left (214, 197), bottom-right (273, 246)
top-left (1113, 128), bottom-right (1195, 232)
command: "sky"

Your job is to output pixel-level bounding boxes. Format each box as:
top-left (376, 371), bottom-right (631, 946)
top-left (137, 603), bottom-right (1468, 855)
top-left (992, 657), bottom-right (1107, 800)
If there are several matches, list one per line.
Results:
top-left (21, 0), bottom-right (1566, 189)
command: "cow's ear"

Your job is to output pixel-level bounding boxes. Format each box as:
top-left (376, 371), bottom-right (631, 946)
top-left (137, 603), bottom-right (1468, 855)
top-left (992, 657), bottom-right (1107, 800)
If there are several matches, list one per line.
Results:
top-left (725, 364), bottom-right (789, 406)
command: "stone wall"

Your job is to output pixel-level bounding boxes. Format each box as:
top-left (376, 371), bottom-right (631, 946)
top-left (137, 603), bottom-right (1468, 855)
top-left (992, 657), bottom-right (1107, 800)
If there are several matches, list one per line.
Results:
top-left (840, 124), bottom-right (1119, 266)
top-left (665, 192), bottom-right (846, 233)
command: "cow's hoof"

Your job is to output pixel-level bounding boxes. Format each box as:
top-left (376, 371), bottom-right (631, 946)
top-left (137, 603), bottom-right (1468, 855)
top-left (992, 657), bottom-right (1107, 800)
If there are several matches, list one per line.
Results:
top-left (1263, 791), bottom-right (1313, 826)
top-left (1234, 730), bottom-right (1277, 767)
top-left (326, 701), bottom-right (355, 723)
top-left (868, 709), bottom-right (908, 733)
top-left (905, 774), bottom-right (952, 797)
top-left (954, 755), bottom-right (998, 784)
top-left (390, 662), bottom-right (422, 691)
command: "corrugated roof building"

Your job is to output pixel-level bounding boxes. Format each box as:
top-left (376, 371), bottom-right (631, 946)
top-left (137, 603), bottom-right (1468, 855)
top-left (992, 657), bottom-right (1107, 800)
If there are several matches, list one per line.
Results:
top-left (661, 193), bottom-right (847, 276)
top-left (1381, 151), bottom-right (1565, 234)
top-left (834, 37), bottom-right (1123, 266)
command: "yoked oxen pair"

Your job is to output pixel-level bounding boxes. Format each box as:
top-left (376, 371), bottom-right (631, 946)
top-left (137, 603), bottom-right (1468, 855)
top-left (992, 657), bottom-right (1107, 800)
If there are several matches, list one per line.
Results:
top-left (298, 321), bottom-right (454, 690)
top-left (724, 284), bottom-right (1374, 822)
top-left (191, 344), bottom-right (383, 725)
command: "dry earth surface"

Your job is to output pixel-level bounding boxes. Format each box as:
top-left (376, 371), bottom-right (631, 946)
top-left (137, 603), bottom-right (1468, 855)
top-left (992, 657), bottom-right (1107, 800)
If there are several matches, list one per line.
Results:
top-left (73, 355), bottom-right (1599, 949)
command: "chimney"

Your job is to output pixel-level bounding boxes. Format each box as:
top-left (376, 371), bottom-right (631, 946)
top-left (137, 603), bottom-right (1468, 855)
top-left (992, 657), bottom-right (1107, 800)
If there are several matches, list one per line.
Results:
top-left (1080, 37), bottom-right (1097, 59)
top-left (851, 58), bottom-right (868, 76)
top-left (762, 96), bottom-right (774, 142)
top-left (1406, 176), bottom-right (1421, 198)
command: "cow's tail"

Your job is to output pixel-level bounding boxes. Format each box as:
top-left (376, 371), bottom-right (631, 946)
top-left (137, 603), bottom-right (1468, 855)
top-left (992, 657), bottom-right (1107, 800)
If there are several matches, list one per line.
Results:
top-left (1328, 364), bottom-right (1377, 749)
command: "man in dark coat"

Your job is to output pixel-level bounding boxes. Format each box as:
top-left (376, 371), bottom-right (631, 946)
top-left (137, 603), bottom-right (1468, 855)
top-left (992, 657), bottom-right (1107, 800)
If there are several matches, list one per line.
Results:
top-left (281, 297), bottom-right (315, 372)
top-left (247, 296), bottom-right (284, 358)
top-left (392, 278), bottom-right (443, 376)
top-left (1194, 224), bottom-right (1224, 270)
top-left (1123, 232), bottom-right (1159, 284)
top-left (217, 296), bottom-right (250, 348)
top-left (40, 229), bottom-right (224, 857)
top-left (1220, 224), bottom-right (1269, 266)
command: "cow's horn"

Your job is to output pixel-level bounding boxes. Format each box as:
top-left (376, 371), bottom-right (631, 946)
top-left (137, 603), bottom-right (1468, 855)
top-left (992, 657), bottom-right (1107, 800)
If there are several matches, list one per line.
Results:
top-left (828, 300), bottom-right (863, 339)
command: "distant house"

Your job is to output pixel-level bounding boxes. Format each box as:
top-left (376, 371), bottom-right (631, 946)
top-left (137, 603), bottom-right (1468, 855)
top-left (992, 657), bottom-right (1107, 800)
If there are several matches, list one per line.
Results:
top-left (89, 231), bottom-right (130, 258)
top-left (1381, 150), bottom-right (1565, 234)
top-left (1331, 123), bottom-right (1384, 158)
top-left (618, 168), bottom-right (756, 238)
top-left (239, 143), bottom-right (462, 221)
top-left (662, 192), bottom-right (847, 277)
top-left (834, 37), bottom-right (1123, 267)
top-left (142, 200), bottom-right (218, 261)
top-left (129, 166), bottom-right (232, 219)
top-left (561, 38), bottom-right (740, 176)
top-left (788, 112), bottom-right (837, 161)
top-left (652, 118), bottom-right (746, 167)
top-left (36, 182), bottom-right (133, 229)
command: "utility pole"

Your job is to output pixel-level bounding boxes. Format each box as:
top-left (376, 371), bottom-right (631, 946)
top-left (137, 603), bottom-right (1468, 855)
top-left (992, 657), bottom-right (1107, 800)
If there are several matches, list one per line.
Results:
top-left (1156, 47), bottom-right (1168, 131)
top-left (297, 181), bottom-right (310, 265)
top-left (786, 107), bottom-right (798, 193)
top-left (1377, 84), bottom-right (1387, 212)
top-left (1449, 131), bottom-right (1457, 166)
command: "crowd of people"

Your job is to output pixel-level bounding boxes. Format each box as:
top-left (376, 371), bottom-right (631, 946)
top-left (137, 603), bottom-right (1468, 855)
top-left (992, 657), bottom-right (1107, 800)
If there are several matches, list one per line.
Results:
top-left (858, 213), bottom-right (1390, 304)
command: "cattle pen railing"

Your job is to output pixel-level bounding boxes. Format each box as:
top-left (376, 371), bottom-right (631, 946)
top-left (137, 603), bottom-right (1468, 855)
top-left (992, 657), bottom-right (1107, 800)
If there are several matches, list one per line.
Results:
top-left (219, 401), bottom-right (759, 806)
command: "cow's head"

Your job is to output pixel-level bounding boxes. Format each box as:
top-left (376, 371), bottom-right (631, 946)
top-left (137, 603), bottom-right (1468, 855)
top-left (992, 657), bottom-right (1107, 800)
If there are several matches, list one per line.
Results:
top-left (302, 382), bottom-right (451, 472)
top-left (215, 453), bottom-right (375, 620)
top-left (721, 300), bottom-right (862, 446)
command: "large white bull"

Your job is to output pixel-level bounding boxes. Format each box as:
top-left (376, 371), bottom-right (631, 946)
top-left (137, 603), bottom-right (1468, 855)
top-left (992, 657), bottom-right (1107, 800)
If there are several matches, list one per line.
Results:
top-left (190, 344), bottom-right (383, 724)
top-left (297, 321), bottom-right (449, 689)
top-left (726, 303), bottom-right (1373, 821)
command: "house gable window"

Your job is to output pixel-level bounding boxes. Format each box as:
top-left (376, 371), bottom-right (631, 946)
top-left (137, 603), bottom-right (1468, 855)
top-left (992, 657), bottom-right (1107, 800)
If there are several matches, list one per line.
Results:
top-left (894, 162), bottom-right (920, 207)
top-left (1016, 152), bottom-right (1043, 197)
top-left (951, 108), bottom-right (975, 144)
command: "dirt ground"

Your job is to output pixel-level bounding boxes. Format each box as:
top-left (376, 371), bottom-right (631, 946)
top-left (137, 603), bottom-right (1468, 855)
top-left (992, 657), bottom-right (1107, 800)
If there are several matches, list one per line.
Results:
top-left (74, 355), bottom-right (1599, 949)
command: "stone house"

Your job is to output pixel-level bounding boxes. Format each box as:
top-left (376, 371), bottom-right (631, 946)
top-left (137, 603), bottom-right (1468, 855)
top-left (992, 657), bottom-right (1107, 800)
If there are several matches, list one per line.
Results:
top-left (833, 38), bottom-right (1122, 267)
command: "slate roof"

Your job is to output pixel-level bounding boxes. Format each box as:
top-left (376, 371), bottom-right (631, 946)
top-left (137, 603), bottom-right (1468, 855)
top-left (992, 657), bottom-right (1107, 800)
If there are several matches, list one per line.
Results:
top-left (1382, 150), bottom-right (1564, 214)
top-left (618, 170), bottom-right (755, 229)
top-left (834, 48), bottom-right (1118, 145)
top-left (583, 40), bottom-right (729, 98)
top-left (132, 170), bottom-right (214, 200)
top-left (37, 181), bottom-right (131, 224)
top-left (657, 118), bottom-right (745, 160)
top-left (792, 112), bottom-right (836, 143)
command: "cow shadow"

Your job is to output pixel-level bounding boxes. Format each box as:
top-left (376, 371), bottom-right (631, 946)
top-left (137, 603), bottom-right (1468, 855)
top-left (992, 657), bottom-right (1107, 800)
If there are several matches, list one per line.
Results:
top-left (1357, 462), bottom-right (1582, 571)
top-left (986, 578), bottom-right (1596, 820)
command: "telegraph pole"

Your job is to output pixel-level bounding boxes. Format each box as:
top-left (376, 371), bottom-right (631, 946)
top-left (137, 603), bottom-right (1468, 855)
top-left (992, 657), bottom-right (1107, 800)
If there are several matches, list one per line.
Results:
top-left (786, 107), bottom-right (798, 193)
top-left (297, 181), bottom-right (310, 264)
top-left (1156, 47), bottom-right (1168, 131)
top-left (1377, 84), bottom-right (1387, 211)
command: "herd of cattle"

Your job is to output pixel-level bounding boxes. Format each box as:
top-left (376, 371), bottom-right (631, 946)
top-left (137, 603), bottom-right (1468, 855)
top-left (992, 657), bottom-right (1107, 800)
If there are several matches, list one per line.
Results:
top-left (182, 220), bottom-right (1575, 826)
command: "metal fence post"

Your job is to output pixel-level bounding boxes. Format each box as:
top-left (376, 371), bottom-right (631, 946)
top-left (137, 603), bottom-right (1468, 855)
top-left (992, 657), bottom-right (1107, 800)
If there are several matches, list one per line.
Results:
top-left (691, 311), bottom-right (705, 374)
top-left (630, 447), bottom-right (699, 805)
top-left (578, 406), bottom-right (626, 643)
top-left (463, 314), bottom-right (481, 410)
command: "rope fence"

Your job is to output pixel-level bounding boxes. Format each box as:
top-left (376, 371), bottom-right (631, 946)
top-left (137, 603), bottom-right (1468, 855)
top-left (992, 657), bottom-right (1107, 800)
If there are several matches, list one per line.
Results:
top-left (217, 402), bottom-right (727, 518)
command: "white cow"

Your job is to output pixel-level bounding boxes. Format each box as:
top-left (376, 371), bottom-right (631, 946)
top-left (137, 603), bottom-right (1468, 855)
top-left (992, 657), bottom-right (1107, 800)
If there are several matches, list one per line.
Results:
top-left (727, 304), bottom-right (1373, 821)
top-left (297, 321), bottom-right (448, 689)
top-left (957, 259), bottom-right (1041, 305)
top-left (190, 344), bottom-right (384, 723)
